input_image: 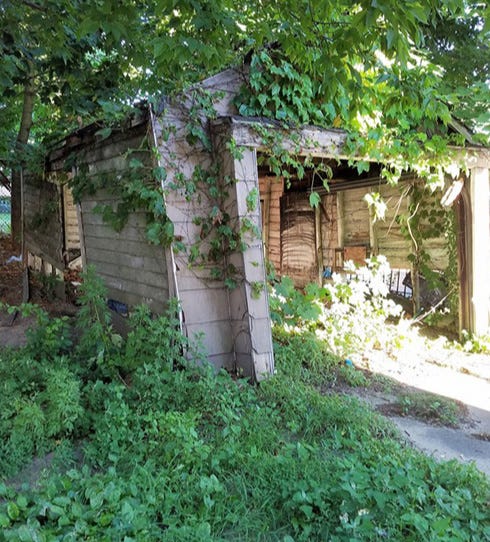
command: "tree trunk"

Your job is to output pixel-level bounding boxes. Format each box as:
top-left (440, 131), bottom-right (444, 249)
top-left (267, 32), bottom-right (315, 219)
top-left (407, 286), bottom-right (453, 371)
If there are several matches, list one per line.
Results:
top-left (11, 78), bottom-right (35, 250)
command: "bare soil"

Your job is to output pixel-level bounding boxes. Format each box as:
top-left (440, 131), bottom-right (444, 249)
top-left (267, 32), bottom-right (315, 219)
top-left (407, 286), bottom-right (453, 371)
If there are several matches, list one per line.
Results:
top-left (0, 235), bottom-right (79, 346)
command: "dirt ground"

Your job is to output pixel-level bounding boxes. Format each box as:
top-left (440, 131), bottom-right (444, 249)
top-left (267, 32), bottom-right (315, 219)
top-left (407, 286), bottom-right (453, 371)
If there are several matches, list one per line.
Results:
top-left (1, 233), bottom-right (489, 477)
top-left (0, 235), bottom-right (23, 306)
top-left (0, 236), bottom-right (78, 345)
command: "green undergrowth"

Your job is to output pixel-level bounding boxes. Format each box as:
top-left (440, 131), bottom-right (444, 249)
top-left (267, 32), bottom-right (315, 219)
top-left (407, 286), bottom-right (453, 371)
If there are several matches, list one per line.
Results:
top-left (0, 273), bottom-right (489, 540)
top-left (392, 391), bottom-right (463, 428)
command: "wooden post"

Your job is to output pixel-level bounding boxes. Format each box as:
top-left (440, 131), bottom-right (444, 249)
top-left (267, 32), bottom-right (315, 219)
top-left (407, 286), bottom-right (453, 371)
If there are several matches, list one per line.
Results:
top-left (336, 191), bottom-right (344, 247)
top-left (315, 204), bottom-right (323, 284)
top-left (455, 191), bottom-right (470, 334)
top-left (467, 167), bottom-right (490, 334)
top-left (263, 179), bottom-right (271, 257)
top-left (367, 191), bottom-right (379, 258)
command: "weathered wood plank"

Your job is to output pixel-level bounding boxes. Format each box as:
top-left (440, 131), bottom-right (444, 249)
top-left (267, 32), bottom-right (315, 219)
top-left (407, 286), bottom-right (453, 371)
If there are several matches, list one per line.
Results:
top-left (85, 246), bottom-right (166, 273)
top-left (84, 256), bottom-right (167, 289)
top-left (82, 222), bottom-right (149, 242)
top-left (84, 234), bottom-right (163, 259)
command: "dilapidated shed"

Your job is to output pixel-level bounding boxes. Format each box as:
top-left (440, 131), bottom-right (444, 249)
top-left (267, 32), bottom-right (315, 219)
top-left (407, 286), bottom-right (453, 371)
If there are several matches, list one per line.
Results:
top-left (23, 67), bottom-right (490, 381)
top-left (24, 111), bottom-right (171, 315)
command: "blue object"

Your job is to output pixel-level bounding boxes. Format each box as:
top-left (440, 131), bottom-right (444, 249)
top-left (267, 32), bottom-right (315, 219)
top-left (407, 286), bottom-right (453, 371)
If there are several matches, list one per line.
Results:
top-left (344, 359), bottom-right (354, 367)
top-left (323, 266), bottom-right (332, 279)
top-left (107, 299), bottom-right (129, 316)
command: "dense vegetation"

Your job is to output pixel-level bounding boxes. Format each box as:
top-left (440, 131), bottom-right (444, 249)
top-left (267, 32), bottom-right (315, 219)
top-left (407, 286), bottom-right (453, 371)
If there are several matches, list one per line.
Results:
top-left (1, 1), bottom-right (489, 244)
top-left (0, 271), bottom-right (489, 541)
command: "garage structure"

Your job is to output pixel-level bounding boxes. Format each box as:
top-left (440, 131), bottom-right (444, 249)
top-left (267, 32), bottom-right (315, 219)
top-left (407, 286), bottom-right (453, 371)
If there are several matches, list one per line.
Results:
top-left (22, 68), bottom-right (490, 381)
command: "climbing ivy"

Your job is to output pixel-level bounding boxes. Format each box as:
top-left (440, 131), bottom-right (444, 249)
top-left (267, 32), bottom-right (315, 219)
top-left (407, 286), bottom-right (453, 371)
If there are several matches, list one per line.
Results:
top-left (396, 182), bottom-right (457, 316)
top-left (68, 135), bottom-right (175, 248)
top-left (67, 44), bottom-right (470, 295)
top-left (236, 49), bottom-right (468, 188)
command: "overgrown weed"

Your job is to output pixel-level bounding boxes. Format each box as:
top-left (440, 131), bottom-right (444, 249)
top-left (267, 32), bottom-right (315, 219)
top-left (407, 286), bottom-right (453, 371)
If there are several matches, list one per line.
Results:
top-left (269, 256), bottom-right (408, 363)
top-left (378, 391), bottom-right (465, 427)
top-left (0, 269), bottom-right (489, 540)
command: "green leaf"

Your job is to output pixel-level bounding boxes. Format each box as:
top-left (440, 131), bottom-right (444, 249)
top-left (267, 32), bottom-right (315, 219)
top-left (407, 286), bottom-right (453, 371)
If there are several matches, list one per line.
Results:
top-left (386, 28), bottom-right (397, 50)
top-left (153, 166), bottom-right (167, 182)
top-left (78, 17), bottom-right (100, 37)
top-left (356, 161), bottom-right (370, 174)
top-left (309, 192), bottom-right (320, 208)
top-left (95, 127), bottom-right (112, 140)
top-left (129, 158), bottom-right (144, 169)
top-left (7, 502), bottom-right (19, 520)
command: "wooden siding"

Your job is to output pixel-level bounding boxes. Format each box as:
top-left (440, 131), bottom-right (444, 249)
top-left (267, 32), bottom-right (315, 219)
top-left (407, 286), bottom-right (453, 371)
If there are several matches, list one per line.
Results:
top-left (280, 193), bottom-right (317, 286)
top-left (23, 175), bottom-right (64, 270)
top-left (373, 184), bottom-right (411, 267)
top-left (158, 81), bottom-right (275, 377)
top-left (320, 194), bottom-right (338, 269)
top-left (340, 183), bottom-right (448, 270)
top-left (160, 121), bottom-right (236, 369)
top-left (62, 184), bottom-right (80, 252)
top-left (80, 194), bottom-right (169, 313)
top-left (341, 187), bottom-right (371, 246)
top-left (259, 176), bottom-right (283, 273)
top-left (262, 180), bottom-right (449, 287)
top-left (72, 121), bottom-right (170, 312)
top-left (37, 116), bottom-right (171, 312)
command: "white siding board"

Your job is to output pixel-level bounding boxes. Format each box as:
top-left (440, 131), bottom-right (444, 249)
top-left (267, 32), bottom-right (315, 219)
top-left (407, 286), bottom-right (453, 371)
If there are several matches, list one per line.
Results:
top-left (84, 247), bottom-right (164, 273)
top-left (82, 222), bottom-right (149, 242)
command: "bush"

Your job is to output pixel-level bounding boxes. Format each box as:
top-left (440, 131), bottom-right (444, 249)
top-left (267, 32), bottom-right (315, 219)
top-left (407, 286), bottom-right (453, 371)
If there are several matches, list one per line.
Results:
top-left (270, 256), bottom-right (404, 360)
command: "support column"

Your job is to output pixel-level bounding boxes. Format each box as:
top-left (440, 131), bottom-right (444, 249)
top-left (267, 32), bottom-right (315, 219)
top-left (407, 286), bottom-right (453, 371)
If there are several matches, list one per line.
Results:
top-left (468, 167), bottom-right (490, 335)
top-left (212, 122), bottom-right (274, 381)
top-left (227, 148), bottom-right (274, 380)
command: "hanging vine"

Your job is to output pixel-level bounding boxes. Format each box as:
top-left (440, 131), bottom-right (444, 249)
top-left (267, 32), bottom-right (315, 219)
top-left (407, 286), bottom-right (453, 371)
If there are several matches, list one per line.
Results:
top-left (65, 46), bottom-right (469, 295)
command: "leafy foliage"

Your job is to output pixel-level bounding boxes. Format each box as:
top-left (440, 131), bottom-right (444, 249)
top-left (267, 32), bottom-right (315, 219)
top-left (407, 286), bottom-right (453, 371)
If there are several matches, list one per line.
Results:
top-left (1, 285), bottom-right (489, 540)
top-left (270, 256), bottom-right (405, 360)
top-left (395, 391), bottom-right (462, 427)
top-left (2, 1), bottom-right (488, 172)
top-left (423, 1), bottom-right (490, 135)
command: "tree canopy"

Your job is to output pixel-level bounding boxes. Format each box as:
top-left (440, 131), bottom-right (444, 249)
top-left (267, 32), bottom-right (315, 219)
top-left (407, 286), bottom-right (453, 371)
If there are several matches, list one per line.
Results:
top-left (0, 1), bottom-right (488, 184)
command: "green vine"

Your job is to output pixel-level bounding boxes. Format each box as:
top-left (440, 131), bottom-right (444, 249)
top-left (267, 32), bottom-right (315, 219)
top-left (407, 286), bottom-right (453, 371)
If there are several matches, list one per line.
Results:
top-left (66, 46), bottom-right (469, 299)
top-left (236, 49), bottom-right (469, 189)
top-left (69, 140), bottom-right (174, 247)
top-left (396, 182), bottom-right (457, 316)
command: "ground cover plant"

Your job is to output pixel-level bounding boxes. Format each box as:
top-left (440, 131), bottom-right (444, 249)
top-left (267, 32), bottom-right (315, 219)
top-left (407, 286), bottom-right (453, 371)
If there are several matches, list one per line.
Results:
top-left (377, 391), bottom-right (465, 428)
top-left (0, 272), bottom-right (489, 541)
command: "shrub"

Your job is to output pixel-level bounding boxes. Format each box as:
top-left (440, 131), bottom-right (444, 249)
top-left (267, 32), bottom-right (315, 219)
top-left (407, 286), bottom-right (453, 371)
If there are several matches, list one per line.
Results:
top-left (270, 256), bottom-right (404, 360)
top-left (0, 265), bottom-right (489, 540)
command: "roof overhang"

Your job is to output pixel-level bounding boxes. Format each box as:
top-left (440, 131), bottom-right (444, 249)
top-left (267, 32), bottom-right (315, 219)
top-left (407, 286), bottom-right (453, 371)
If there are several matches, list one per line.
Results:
top-left (212, 116), bottom-right (490, 169)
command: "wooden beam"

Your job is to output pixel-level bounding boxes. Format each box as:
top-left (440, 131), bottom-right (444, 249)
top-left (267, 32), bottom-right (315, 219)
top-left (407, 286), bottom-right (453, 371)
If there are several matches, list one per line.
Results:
top-left (212, 117), bottom-right (490, 167)
top-left (367, 191), bottom-right (379, 257)
top-left (336, 191), bottom-right (345, 248)
top-left (315, 204), bottom-right (323, 284)
top-left (455, 193), bottom-right (470, 334)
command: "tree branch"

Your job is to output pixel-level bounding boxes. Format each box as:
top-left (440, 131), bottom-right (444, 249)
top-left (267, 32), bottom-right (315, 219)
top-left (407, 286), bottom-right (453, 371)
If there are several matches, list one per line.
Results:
top-left (17, 77), bottom-right (36, 146)
top-left (20, 0), bottom-right (47, 12)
